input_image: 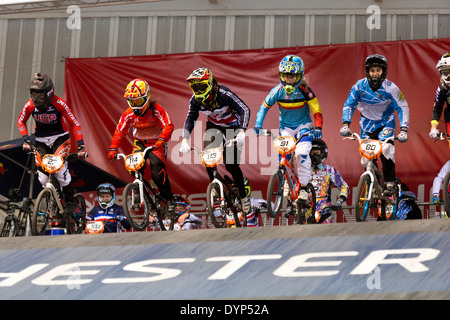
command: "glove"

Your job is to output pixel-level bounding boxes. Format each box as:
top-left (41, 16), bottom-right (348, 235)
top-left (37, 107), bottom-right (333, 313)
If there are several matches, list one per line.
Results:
top-left (253, 127), bottom-right (261, 135)
top-left (429, 128), bottom-right (439, 139)
top-left (397, 127), bottom-right (408, 143)
top-left (334, 196), bottom-right (346, 210)
top-left (77, 145), bottom-right (88, 158)
top-left (116, 215), bottom-right (125, 222)
top-left (107, 148), bottom-right (118, 160)
top-left (312, 127), bottom-right (322, 139)
top-left (433, 193), bottom-right (440, 205)
top-left (22, 141), bottom-right (32, 152)
top-left (155, 138), bottom-right (165, 149)
top-left (340, 123), bottom-right (351, 137)
top-left (236, 130), bottom-right (245, 145)
top-left (179, 139), bottom-right (190, 154)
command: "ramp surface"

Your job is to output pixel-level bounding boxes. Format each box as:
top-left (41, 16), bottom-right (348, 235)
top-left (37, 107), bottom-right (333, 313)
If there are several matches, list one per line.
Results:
top-left (0, 219), bottom-right (448, 300)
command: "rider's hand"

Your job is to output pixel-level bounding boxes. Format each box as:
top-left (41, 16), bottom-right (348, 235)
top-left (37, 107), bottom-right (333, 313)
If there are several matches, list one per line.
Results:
top-left (107, 148), bottom-right (118, 160)
top-left (339, 123), bottom-right (351, 136)
top-left (253, 127), bottom-right (262, 135)
top-left (397, 127), bottom-right (408, 143)
top-left (433, 193), bottom-right (440, 205)
top-left (429, 128), bottom-right (439, 139)
top-left (236, 130), bottom-right (245, 145)
top-left (155, 138), bottom-right (165, 149)
top-left (179, 139), bottom-right (190, 154)
top-left (77, 145), bottom-right (88, 158)
top-left (22, 141), bottom-right (32, 152)
top-left (334, 196), bottom-right (346, 210)
top-left (312, 127), bottom-right (322, 139)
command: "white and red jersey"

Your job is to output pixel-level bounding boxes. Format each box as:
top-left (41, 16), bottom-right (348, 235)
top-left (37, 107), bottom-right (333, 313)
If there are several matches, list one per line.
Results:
top-left (110, 103), bottom-right (174, 150)
top-left (17, 95), bottom-right (84, 143)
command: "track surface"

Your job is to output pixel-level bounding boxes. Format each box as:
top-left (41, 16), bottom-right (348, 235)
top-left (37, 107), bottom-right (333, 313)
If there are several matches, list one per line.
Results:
top-left (0, 219), bottom-right (448, 300)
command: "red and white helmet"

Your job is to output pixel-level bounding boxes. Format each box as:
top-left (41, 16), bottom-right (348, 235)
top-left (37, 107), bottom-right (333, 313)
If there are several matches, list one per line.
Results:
top-left (124, 79), bottom-right (151, 116)
top-left (436, 52), bottom-right (450, 88)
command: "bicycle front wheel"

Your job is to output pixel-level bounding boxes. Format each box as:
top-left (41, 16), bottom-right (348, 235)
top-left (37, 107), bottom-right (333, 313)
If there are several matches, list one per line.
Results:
top-left (206, 182), bottom-right (226, 228)
top-left (123, 183), bottom-right (150, 231)
top-left (354, 175), bottom-right (373, 222)
top-left (442, 171), bottom-right (450, 218)
top-left (267, 169), bottom-right (284, 218)
top-left (295, 183), bottom-right (316, 225)
top-left (66, 194), bottom-right (86, 234)
top-left (32, 188), bottom-right (53, 235)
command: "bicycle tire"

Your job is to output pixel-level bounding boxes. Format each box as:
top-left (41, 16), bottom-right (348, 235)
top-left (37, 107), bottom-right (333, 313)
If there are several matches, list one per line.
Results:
top-left (15, 206), bottom-right (33, 237)
top-left (266, 169), bottom-right (284, 218)
top-left (354, 175), bottom-right (373, 222)
top-left (207, 182), bottom-right (227, 228)
top-left (66, 194), bottom-right (86, 234)
top-left (295, 183), bottom-right (316, 225)
top-left (123, 183), bottom-right (150, 231)
top-left (155, 195), bottom-right (174, 231)
top-left (0, 216), bottom-right (16, 237)
top-left (442, 171), bottom-right (450, 218)
top-left (380, 184), bottom-right (399, 220)
top-left (32, 188), bottom-right (53, 236)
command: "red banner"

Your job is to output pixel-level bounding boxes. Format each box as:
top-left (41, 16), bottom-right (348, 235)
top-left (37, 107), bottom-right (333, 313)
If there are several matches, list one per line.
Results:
top-left (64, 38), bottom-right (450, 216)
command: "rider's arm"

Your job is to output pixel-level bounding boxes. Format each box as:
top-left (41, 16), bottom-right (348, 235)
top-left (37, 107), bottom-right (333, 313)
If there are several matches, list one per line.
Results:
top-left (53, 96), bottom-right (85, 146)
top-left (182, 97), bottom-right (200, 140)
top-left (342, 82), bottom-right (361, 124)
top-left (385, 82), bottom-right (410, 130)
top-left (432, 160), bottom-right (450, 195)
top-left (301, 85), bottom-right (323, 129)
top-left (110, 109), bottom-right (133, 150)
top-left (431, 84), bottom-right (448, 128)
top-left (221, 86), bottom-right (250, 130)
top-left (154, 103), bottom-right (174, 143)
top-left (255, 85), bottom-right (279, 128)
top-left (16, 100), bottom-right (34, 140)
top-left (327, 165), bottom-right (350, 200)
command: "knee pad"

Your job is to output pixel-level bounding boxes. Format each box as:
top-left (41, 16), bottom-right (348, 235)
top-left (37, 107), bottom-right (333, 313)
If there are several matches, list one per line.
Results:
top-left (382, 142), bottom-right (395, 161)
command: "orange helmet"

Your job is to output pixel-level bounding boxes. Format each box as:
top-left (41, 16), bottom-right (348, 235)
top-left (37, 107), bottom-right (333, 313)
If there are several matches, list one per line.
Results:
top-left (124, 79), bottom-right (151, 116)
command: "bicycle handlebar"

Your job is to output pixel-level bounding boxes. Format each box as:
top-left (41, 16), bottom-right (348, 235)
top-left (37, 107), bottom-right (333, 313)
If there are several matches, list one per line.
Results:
top-left (188, 138), bottom-right (239, 156)
top-left (433, 132), bottom-right (450, 142)
top-left (343, 132), bottom-right (396, 144)
top-left (115, 145), bottom-right (157, 160)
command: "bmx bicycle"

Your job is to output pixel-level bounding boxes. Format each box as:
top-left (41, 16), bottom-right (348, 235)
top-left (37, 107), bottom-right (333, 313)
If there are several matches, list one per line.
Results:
top-left (31, 148), bottom-right (86, 235)
top-left (345, 132), bottom-right (398, 221)
top-left (116, 145), bottom-right (174, 231)
top-left (433, 132), bottom-right (450, 217)
top-left (264, 131), bottom-right (316, 225)
top-left (190, 138), bottom-right (246, 228)
top-left (0, 188), bottom-right (33, 237)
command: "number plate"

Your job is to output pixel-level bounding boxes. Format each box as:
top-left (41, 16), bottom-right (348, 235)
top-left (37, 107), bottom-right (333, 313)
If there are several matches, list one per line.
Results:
top-left (125, 152), bottom-right (146, 172)
top-left (359, 139), bottom-right (383, 160)
top-left (201, 148), bottom-right (222, 167)
top-left (41, 154), bottom-right (64, 174)
top-left (273, 136), bottom-right (296, 155)
top-left (85, 221), bottom-right (105, 234)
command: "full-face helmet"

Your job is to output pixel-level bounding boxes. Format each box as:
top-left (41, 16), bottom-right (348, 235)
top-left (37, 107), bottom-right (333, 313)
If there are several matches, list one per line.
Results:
top-left (29, 73), bottom-right (54, 111)
top-left (365, 54), bottom-right (387, 91)
top-left (96, 183), bottom-right (116, 209)
top-left (436, 52), bottom-right (450, 88)
top-left (310, 139), bottom-right (328, 166)
top-left (173, 196), bottom-right (190, 215)
top-left (278, 55), bottom-right (305, 94)
top-left (124, 79), bottom-right (151, 116)
top-left (186, 67), bottom-right (217, 108)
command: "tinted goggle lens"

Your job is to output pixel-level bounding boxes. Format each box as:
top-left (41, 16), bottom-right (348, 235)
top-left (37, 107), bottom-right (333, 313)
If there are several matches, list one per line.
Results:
top-left (127, 97), bottom-right (146, 108)
top-left (189, 82), bottom-right (209, 94)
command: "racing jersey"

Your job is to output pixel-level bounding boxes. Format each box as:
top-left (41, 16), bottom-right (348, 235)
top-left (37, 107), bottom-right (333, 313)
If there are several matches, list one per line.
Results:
top-left (110, 103), bottom-right (173, 150)
top-left (17, 96), bottom-right (84, 144)
top-left (86, 203), bottom-right (131, 233)
top-left (431, 83), bottom-right (450, 123)
top-left (255, 83), bottom-right (323, 129)
top-left (310, 163), bottom-right (349, 213)
top-left (432, 160), bottom-right (450, 195)
top-left (182, 84), bottom-right (250, 139)
top-left (342, 78), bottom-right (409, 132)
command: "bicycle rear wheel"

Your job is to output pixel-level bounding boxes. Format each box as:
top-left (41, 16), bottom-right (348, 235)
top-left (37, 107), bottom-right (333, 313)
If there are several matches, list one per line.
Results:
top-left (295, 183), bottom-right (316, 225)
top-left (123, 183), bottom-right (150, 231)
top-left (32, 189), bottom-right (53, 235)
top-left (442, 171), bottom-right (450, 218)
top-left (66, 194), bottom-right (86, 234)
top-left (354, 175), bottom-right (373, 222)
top-left (267, 169), bottom-right (284, 218)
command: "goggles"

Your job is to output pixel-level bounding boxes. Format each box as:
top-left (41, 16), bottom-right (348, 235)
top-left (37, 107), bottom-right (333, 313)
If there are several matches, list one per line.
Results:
top-left (441, 69), bottom-right (450, 79)
top-left (189, 81), bottom-right (210, 95)
top-left (30, 90), bottom-right (47, 103)
top-left (127, 96), bottom-right (147, 109)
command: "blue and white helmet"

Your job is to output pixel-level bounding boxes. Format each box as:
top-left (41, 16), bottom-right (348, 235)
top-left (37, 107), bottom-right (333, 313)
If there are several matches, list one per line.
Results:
top-left (278, 55), bottom-right (305, 94)
top-left (96, 183), bottom-right (115, 209)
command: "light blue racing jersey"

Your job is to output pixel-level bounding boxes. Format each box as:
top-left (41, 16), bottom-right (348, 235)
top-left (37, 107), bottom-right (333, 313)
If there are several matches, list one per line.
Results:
top-left (255, 83), bottom-right (323, 129)
top-left (342, 78), bottom-right (409, 131)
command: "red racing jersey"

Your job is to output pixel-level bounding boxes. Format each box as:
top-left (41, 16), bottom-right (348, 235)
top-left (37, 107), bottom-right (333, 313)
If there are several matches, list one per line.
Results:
top-left (17, 95), bottom-right (84, 144)
top-left (110, 103), bottom-right (174, 150)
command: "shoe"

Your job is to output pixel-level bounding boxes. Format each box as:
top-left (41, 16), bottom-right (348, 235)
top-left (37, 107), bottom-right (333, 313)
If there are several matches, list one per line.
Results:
top-left (297, 189), bottom-right (308, 201)
top-left (241, 196), bottom-right (251, 214)
top-left (284, 204), bottom-right (294, 218)
top-left (383, 182), bottom-right (395, 197)
top-left (63, 202), bottom-right (76, 216)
